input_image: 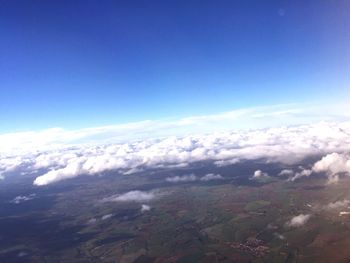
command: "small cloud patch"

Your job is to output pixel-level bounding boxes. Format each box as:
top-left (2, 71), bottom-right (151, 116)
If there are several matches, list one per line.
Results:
top-left (286, 214), bottom-right (311, 227)
top-left (326, 199), bottom-right (350, 210)
top-left (102, 190), bottom-right (156, 202)
top-left (200, 173), bottom-right (223, 181)
top-left (166, 174), bottom-right (197, 183)
top-left (252, 170), bottom-right (269, 179)
top-left (101, 214), bottom-right (113, 220)
top-left (10, 194), bottom-right (36, 204)
top-left (141, 204), bottom-right (151, 212)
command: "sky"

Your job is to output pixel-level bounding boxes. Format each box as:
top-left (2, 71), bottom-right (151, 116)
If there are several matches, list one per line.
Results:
top-left (0, 0), bottom-right (350, 133)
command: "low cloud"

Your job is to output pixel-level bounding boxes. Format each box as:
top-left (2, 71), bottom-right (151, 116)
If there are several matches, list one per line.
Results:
top-left (87, 218), bottom-right (97, 225)
top-left (274, 233), bottom-right (285, 240)
top-left (278, 169), bottom-right (294, 177)
top-left (291, 153), bottom-right (350, 184)
top-left (252, 170), bottom-right (269, 179)
top-left (102, 190), bottom-right (156, 202)
top-left (312, 153), bottom-right (350, 184)
top-left (141, 204), bottom-right (151, 212)
top-left (325, 199), bottom-right (350, 210)
top-left (286, 214), bottom-right (311, 227)
top-left (214, 158), bottom-right (239, 167)
top-left (289, 169), bottom-right (312, 182)
top-left (101, 214), bottom-right (113, 220)
top-left (0, 120), bottom-right (349, 186)
top-left (10, 194), bottom-right (36, 204)
top-left (200, 173), bottom-right (223, 181)
top-left (166, 174), bottom-right (197, 183)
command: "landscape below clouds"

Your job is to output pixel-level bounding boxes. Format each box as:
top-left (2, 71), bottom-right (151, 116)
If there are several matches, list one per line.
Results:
top-left (2, 113), bottom-right (350, 262)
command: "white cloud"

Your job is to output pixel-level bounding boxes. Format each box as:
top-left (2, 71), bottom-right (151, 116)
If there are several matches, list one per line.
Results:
top-left (325, 200), bottom-right (350, 210)
top-left (252, 170), bottom-right (269, 179)
top-left (166, 174), bottom-right (197, 183)
top-left (286, 214), bottom-right (311, 227)
top-left (101, 214), bottom-right (113, 220)
top-left (200, 173), bottom-right (223, 181)
top-left (24, 121), bottom-right (350, 185)
top-left (339, 211), bottom-right (350, 216)
top-left (87, 218), bottom-right (97, 224)
top-left (0, 117), bottom-right (350, 185)
top-left (141, 204), bottom-right (151, 212)
top-left (102, 190), bottom-right (156, 202)
top-left (214, 158), bottom-right (239, 167)
top-left (278, 169), bottom-right (294, 177)
top-left (289, 169), bottom-right (312, 182)
top-left (312, 153), bottom-right (350, 184)
top-left (10, 194), bottom-right (36, 204)
top-left (1, 102), bottom-right (349, 155)
top-left (291, 153), bottom-right (350, 183)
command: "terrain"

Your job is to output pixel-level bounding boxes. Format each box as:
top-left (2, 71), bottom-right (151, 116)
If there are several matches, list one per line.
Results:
top-left (1, 160), bottom-right (350, 263)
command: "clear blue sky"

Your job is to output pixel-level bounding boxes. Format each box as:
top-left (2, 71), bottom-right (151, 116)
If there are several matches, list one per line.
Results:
top-left (1, 0), bottom-right (349, 132)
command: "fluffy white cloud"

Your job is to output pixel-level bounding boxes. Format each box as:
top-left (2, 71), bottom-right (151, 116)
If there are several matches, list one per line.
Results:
top-left (200, 173), bottom-right (223, 181)
top-left (326, 199), bottom-right (350, 210)
top-left (286, 214), bottom-right (311, 227)
top-left (289, 169), bottom-right (312, 182)
top-left (312, 153), bottom-right (350, 184)
top-left (214, 158), bottom-right (239, 167)
top-left (102, 190), bottom-right (156, 202)
top-left (141, 204), bottom-right (151, 212)
top-left (0, 120), bottom-right (350, 185)
top-left (292, 153), bottom-right (350, 183)
top-left (252, 170), bottom-right (269, 179)
top-left (166, 174), bottom-right (197, 183)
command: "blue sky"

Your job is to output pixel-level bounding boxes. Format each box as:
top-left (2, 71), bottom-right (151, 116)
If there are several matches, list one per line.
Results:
top-left (1, 0), bottom-right (349, 132)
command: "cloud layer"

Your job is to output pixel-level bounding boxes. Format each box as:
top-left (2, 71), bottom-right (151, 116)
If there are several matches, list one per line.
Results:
top-left (1, 120), bottom-right (350, 186)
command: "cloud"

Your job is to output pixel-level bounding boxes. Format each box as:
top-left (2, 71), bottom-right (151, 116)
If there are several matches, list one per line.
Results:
top-left (101, 214), bottom-right (113, 220)
top-left (286, 214), bottom-right (311, 227)
top-left (252, 170), bottom-right (269, 179)
top-left (291, 153), bottom-right (350, 183)
top-left (1, 102), bottom-right (349, 156)
top-left (26, 121), bottom-right (350, 185)
top-left (10, 194), bottom-right (36, 204)
top-left (87, 218), bottom-right (97, 225)
top-left (200, 173), bottom-right (223, 181)
top-left (278, 169), bottom-right (294, 177)
top-left (289, 169), bottom-right (312, 182)
top-left (339, 211), bottom-right (350, 216)
top-left (166, 174), bottom-right (197, 183)
top-left (312, 153), bottom-right (350, 184)
top-left (214, 158), bottom-right (239, 167)
top-left (325, 199), bottom-right (350, 210)
top-left (0, 119), bottom-right (349, 185)
top-left (274, 233), bottom-right (285, 240)
top-left (141, 204), bottom-right (151, 212)
top-left (102, 190), bottom-right (156, 202)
